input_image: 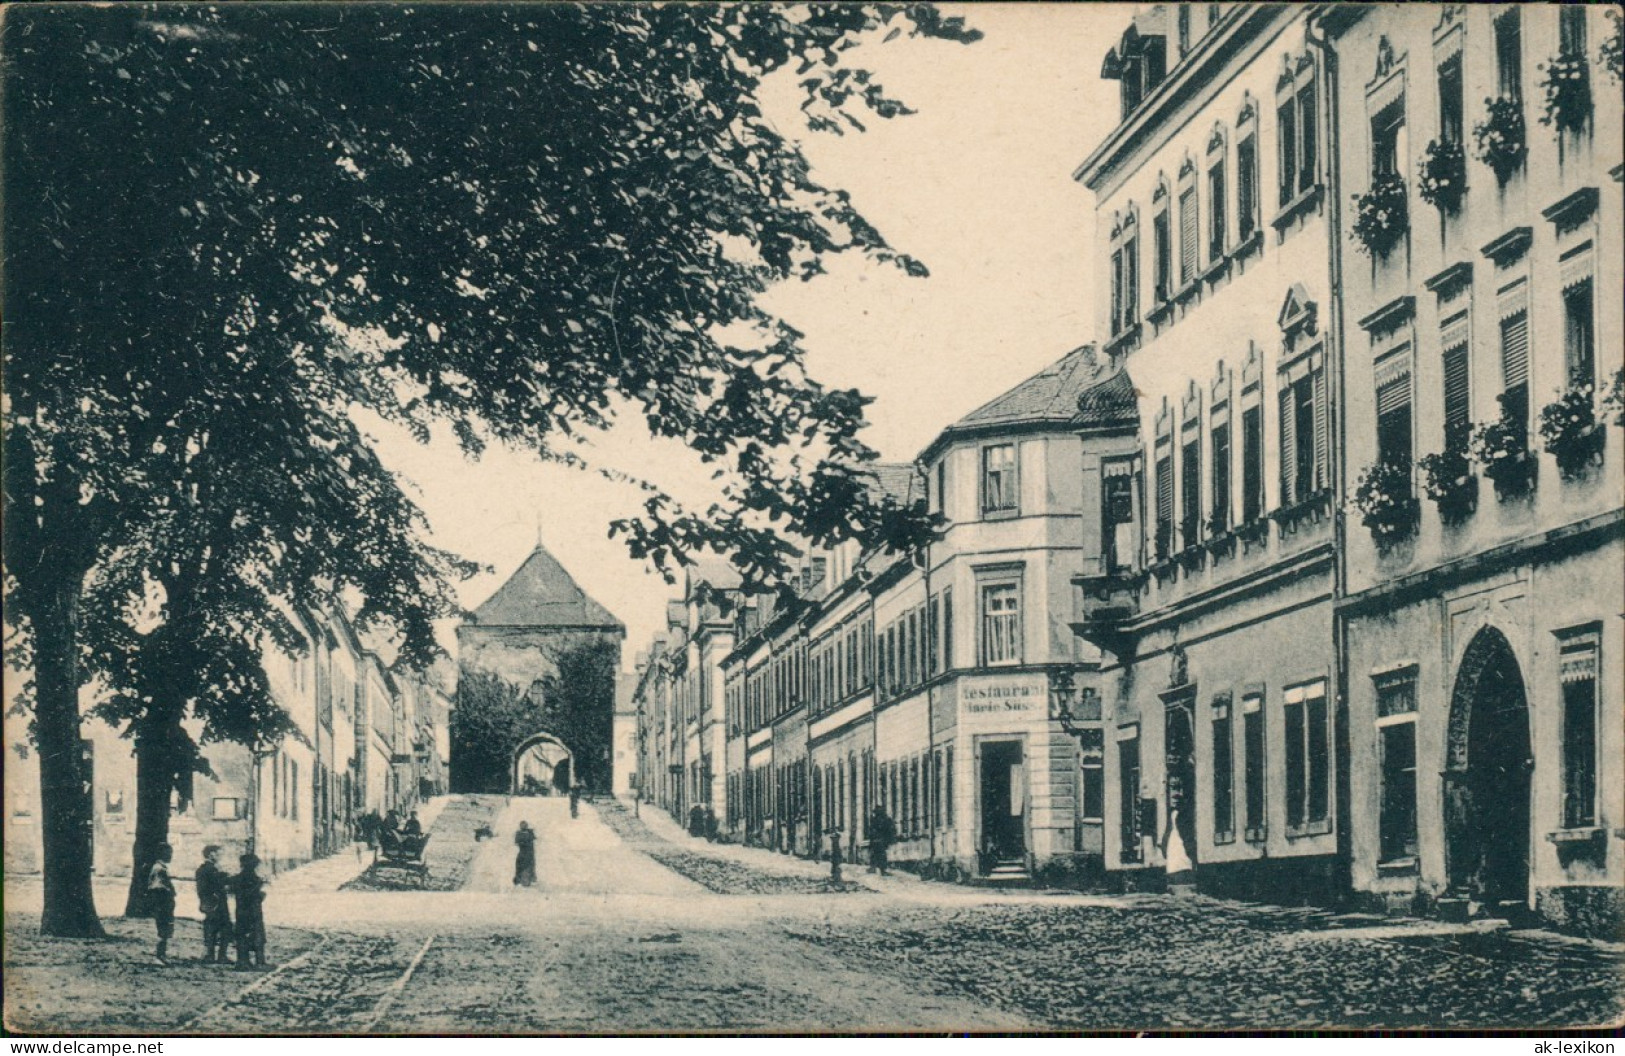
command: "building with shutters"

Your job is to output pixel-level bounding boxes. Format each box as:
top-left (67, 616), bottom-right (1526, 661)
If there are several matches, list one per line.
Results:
top-left (1073, 4), bottom-right (1345, 900)
top-left (1324, 4), bottom-right (1622, 935)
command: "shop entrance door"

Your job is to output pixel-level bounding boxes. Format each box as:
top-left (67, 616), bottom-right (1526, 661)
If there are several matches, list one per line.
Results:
top-left (979, 740), bottom-right (1026, 868)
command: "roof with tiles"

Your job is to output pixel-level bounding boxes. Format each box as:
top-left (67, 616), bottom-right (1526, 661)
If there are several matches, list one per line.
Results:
top-left (466, 544), bottom-right (623, 631)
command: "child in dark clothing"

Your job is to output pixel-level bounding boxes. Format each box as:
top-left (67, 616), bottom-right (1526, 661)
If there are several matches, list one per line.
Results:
top-left (147, 843), bottom-right (177, 965)
top-left (233, 853), bottom-right (268, 970)
top-left (195, 844), bottom-right (233, 963)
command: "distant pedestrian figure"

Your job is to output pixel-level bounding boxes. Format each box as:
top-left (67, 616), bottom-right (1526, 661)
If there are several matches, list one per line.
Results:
top-left (195, 844), bottom-right (233, 964)
top-left (827, 829), bottom-right (843, 883)
top-left (514, 820), bottom-right (538, 887)
top-left (868, 805), bottom-right (895, 877)
top-left (233, 853), bottom-right (268, 970)
top-left (569, 785), bottom-right (581, 819)
top-left (146, 843), bottom-right (177, 965)
top-left (403, 811), bottom-right (423, 837)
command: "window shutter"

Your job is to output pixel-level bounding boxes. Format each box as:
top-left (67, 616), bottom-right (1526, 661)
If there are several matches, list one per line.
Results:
top-left (1312, 369), bottom-right (1329, 489)
top-left (1279, 386), bottom-right (1297, 502)
top-left (1442, 342), bottom-right (1470, 439)
top-left (1179, 188), bottom-right (1198, 284)
top-left (1500, 310), bottom-right (1529, 390)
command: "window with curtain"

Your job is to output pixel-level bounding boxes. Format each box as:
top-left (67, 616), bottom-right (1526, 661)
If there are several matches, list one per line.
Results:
top-left (1103, 460), bottom-right (1138, 573)
top-left (1283, 680), bottom-right (1330, 830)
top-left (1375, 347), bottom-right (1414, 489)
top-left (1438, 52), bottom-right (1464, 144)
top-left (1495, 10), bottom-right (1522, 100)
top-left (980, 582), bottom-right (1021, 666)
top-left (981, 443), bottom-right (1018, 515)
top-left (1564, 277), bottom-right (1595, 390)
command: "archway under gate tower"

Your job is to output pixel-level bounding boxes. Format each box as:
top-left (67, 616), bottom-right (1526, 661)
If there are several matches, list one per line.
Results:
top-left (512, 732), bottom-right (574, 795)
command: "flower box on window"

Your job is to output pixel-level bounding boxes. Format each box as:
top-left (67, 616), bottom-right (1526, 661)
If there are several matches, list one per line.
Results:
top-left (1539, 384), bottom-right (1605, 479)
top-left (1472, 96), bottom-right (1527, 184)
top-left (1417, 444), bottom-right (1478, 524)
top-left (1417, 138), bottom-right (1467, 213)
top-left (1352, 172), bottom-right (1409, 258)
top-left (1469, 413), bottom-right (1535, 499)
top-left (1539, 51), bottom-right (1593, 133)
top-left (1350, 459), bottom-right (1419, 544)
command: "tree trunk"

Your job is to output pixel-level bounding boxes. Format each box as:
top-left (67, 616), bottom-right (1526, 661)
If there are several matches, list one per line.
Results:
top-left (33, 577), bottom-right (107, 938)
top-left (123, 712), bottom-right (184, 918)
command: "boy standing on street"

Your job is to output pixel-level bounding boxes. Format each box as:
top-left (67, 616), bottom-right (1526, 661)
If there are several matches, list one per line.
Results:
top-left (195, 845), bottom-right (233, 963)
top-left (147, 843), bottom-right (177, 965)
top-left (233, 852), bottom-right (268, 970)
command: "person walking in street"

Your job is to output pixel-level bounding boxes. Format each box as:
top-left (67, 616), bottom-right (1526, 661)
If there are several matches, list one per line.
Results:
top-left (868, 804), bottom-right (895, 877)
top-left (195, 844), bottom-right (233, 964)
top-left (513, 820), bottom-right (538, 886)
top-left (146, 843), bottom-right (177, 965)
top-left (568, 784), bottom-right (581, 819)
top-left (232, 853), bottom-right (268, 970)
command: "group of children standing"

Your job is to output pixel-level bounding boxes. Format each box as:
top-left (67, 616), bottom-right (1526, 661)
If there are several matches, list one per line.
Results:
top-left (145, 843), bottom-right (268, 969)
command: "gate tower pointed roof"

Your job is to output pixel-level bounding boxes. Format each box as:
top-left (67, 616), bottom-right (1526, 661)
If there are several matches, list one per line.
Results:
top-left (469, 543), bottom-right (624, 632)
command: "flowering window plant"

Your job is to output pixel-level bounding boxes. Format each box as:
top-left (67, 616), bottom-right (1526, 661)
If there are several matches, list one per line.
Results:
top-left (1539, 384), bottom-right (1603, 478)
top-left (1417, 138), bottom-right (1466, 213)
top-left (1468, 396), bottom-right (1533, 495)
top-left (1539, 51), bottom-right (1592, 133)
top-left (1472, 96), bottom-right (1526, 183)
top-left (1350, 458), bottom-right (1417, 543)
top-left (1352, 171), bottom-right (1408, 257)
top-left (1417, 440), bottom-right (1476, 522)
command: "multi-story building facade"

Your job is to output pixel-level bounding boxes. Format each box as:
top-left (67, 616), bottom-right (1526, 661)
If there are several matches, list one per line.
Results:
top-left (1075, 4), bottom-right (1345, 901)
top-left (0, 605), bottom-right (447, 878)
top-left (649, 346), bottom-right (1135, 881)
top-left (1325, 4), bottom-right (1622, 934)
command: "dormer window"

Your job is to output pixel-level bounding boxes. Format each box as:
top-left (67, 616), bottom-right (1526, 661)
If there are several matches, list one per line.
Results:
top-left (1102, 16), bottom-right (1169, 122)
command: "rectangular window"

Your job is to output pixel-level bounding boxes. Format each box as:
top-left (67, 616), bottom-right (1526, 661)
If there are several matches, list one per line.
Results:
top-left (1110, 247), bottom-right (1126, 336)
top-left (1297, 80), bottom-right (1317, 194)
top-left (1208, 159), bottom-right (1227, 260)
top-left (1559, 4), bottom-right (1587, 57)
top-left (942, 588), bottom-right (954, 671)
top-left (1441, 316), bottom-right (1472, 447)
top-left (1179, 187), bottom-right (1199, 286)
top-left (1560, 633), bottom-right (1599, 829)
top-left (928, 597), bottom-right (940, 675)
top-left (1377, 675), bottom-right (1419, 860)
top-left (1079, 728), bottom-right (1105, 822)
top-left (1210, 421), bottom-right (1231, 533)
top-left (1180, 435), bottom-right (1201, 548)
top-left (1278, 97), bottom-right (1298, 207)
top-left (1155, 449), bottom-right (1174, 560)
top-left (1154, 210), bottom-right (1173, 302)
top-left (1284, 680), bottom-right (1330, 831)
top-left (1123, 233), bottom-right (1139, 328)
top-left (1275, 368), bottom-right (1323, 505)
top-left (1118, 730), bottom-right (1142, 861)
top-left (1237, 135), bottom-right (1258, 243)
top-left (982, 444), bottom-right (1018, 515)
top-left (935, 460), bottom-right (946, 518)
top-left (1438, 53), bottom-right (1464, 145)
top-left (1371, 101), bottom-right (1404, 178)
top-left (1212, 697), bottom-right (1234, 838)
top-left (1242, 693), bottom-right (1265, 838)
top-left (1564, 279), bottom-right (1595, 390)
top-left (1103, 462), bottom-right (1137, 573)
top-left (1375, 351), bottom-right (1414, 483)
top-left (1242, 403), bottom-right (1264, 522)
top-left (1495, 10), bottom-right (1522, 100)
top-left (980, 582), bottom-right (1021, 666)
top-left (1499, 303), bottom-right (1530, 432)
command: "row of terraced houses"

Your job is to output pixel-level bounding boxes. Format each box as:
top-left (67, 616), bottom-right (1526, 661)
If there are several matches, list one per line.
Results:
top-left (4, 607), bottom-right (455, 878)
top-left (630, 3), bottom-right (1622, 936)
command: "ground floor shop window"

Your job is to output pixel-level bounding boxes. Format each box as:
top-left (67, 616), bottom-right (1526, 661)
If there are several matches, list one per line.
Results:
top-left (1558, 629), bottom-right (1600, 829)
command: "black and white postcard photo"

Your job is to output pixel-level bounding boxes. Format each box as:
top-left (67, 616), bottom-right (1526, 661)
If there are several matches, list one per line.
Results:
top-left (3, 1), bottom-right (1622, 1039)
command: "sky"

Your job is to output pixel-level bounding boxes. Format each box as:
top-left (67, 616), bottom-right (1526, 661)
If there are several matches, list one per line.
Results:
top-left (365, 5), bottom-right (1127, 667)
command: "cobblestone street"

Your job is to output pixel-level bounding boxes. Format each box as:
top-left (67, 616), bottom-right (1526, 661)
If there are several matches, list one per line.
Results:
top-left (6, 795), bottom-right (1622, 1033)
